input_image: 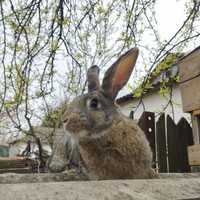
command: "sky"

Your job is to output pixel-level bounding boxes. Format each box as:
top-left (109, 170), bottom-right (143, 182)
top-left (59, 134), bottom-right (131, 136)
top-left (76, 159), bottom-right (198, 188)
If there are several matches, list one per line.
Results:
top-left (155, 0), bottom-right (187, 40)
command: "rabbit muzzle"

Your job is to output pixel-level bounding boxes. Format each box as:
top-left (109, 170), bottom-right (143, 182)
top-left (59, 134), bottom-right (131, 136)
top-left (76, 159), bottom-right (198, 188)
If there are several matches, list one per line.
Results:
top-left (63, 112), bottom-right (87, 132)
top-left (63, 112), bottom-right (93, 142)
top-left (63, 111), bottom-right (110, 142)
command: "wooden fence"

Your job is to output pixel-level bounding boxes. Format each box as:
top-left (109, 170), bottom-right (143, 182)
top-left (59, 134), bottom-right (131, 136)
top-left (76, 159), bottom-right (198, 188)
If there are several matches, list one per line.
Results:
top-left (138, 111), bottom-right (194, 173)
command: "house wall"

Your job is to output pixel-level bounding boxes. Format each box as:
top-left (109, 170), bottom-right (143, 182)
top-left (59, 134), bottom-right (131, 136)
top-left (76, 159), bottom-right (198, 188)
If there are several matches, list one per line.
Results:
top-left (118, 85), bottom-right (191, 124)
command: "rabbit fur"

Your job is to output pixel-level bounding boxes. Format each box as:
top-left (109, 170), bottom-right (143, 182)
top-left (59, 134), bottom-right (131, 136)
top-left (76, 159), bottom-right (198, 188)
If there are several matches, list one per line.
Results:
top-left (49, 47), bottom-right (157, 179)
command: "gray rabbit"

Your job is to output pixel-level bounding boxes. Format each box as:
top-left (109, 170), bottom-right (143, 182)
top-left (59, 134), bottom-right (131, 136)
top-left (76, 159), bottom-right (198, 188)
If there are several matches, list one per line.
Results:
top-left (49, 48), bottom-right (157, 179)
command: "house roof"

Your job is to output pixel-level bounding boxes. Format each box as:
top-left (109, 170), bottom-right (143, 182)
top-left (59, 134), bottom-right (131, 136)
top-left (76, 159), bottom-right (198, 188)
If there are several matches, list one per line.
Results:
top-left (0, 156), bottom-right (27, 161)
top-left (116, 64), bottom-right (179, 104)
top-left (116, 47), bottom-right (200, 105)
top-left (177, 45), bottom-right (200, 63)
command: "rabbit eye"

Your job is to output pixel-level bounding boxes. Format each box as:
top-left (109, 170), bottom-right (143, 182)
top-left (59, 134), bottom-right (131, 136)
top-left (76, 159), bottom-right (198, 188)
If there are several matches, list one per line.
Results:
top-left (88, 98), bottom-right (101, 109)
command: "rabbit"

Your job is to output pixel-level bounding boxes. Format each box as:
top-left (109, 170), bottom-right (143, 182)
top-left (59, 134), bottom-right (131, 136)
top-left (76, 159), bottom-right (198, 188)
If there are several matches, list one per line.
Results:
top-left (49, 47), bottom-right (157, 179)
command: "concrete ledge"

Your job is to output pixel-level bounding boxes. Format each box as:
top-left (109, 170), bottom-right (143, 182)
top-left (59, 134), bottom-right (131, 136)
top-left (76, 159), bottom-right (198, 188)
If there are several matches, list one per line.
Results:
top-left (0, 172), bottom-right (200, 184)
top-left (0, 173), bottom-right (200, 200)
top-left (160, 172), bottom-right (200, 179)
top-left (0, 172), bottom-right (89, 184)
top-left (0, 178), bottom-right (200, 200)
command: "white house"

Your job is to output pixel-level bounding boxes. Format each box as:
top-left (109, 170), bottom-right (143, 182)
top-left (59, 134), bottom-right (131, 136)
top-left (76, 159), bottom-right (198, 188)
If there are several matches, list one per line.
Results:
top-left (116, 53), bottom-right (196, 124)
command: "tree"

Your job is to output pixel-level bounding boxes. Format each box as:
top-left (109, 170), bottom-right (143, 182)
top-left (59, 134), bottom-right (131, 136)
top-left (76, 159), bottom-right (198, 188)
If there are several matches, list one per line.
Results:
top-left (0, 0), bottom-right (199, 161)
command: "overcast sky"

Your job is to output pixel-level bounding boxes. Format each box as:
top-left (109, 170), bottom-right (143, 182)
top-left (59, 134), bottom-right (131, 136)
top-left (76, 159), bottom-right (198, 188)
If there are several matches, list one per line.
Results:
top-left (156, 0), bottom-right (187, 40)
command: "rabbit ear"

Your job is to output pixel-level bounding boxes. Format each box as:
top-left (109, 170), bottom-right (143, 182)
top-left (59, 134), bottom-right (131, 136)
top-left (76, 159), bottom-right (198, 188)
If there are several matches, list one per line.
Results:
top-left (101, 47), bottom-right (139, 100)
top-left (87, 65), bottom-right (100, 92)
